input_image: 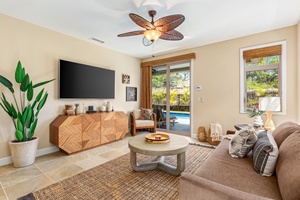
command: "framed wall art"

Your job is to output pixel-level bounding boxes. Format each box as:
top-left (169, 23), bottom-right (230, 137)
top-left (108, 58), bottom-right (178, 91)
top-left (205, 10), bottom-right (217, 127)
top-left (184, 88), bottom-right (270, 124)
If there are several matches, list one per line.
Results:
top-left (126, 87), bottom-right (137, 101)
top-left (122, 74), bottom-right (130, 84)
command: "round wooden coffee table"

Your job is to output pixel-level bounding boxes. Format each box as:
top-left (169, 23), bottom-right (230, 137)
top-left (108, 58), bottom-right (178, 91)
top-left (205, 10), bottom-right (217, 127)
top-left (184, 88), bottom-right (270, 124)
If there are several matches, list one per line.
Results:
top-left (128, 134), bottom-right (189, 176)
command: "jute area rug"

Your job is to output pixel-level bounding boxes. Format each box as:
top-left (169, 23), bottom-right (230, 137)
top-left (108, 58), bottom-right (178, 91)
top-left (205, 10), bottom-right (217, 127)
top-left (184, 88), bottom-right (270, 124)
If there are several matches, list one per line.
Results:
top-left (22, 144), bottom-right (214, 200)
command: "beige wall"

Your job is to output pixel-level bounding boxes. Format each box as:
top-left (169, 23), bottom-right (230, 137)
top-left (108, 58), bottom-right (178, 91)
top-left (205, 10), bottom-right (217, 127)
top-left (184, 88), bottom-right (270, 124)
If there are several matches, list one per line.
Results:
top-left (0, 14), bottom-right (141, 158)
top-left (143, 25), bottom-right (299, 135)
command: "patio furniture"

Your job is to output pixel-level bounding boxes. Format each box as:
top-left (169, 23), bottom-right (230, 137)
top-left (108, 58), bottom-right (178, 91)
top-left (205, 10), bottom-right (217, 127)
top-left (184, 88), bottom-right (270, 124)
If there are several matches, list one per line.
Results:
top-left (156, 107), bottom-right (178, 127)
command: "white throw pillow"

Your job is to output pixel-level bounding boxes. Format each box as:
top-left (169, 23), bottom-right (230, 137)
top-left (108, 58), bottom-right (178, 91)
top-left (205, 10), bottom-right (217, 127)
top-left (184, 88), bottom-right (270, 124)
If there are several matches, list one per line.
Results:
top-left (133, 109), bottom-right (141, 119)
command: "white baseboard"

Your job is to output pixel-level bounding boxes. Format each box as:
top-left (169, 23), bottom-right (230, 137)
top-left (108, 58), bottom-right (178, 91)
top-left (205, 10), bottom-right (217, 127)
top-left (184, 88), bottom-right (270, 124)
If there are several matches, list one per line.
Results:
top-left (0, 146), bottom-right (59, 166)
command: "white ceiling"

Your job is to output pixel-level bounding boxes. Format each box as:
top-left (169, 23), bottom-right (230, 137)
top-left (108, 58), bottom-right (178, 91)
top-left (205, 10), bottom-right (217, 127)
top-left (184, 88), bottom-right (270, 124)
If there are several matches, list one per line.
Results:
top-left (1, 0), bottom-right (300, 59)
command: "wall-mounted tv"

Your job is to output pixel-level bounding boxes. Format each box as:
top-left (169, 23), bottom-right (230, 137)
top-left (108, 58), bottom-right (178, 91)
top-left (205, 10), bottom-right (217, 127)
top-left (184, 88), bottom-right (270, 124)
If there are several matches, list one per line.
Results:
top-left (59, 60), bottom-right (115, 99)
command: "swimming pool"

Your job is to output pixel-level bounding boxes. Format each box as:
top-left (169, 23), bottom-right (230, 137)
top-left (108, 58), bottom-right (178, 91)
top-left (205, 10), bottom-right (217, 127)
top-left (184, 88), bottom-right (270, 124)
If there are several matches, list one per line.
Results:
top-left (163, 111), bottom-right (190, 124)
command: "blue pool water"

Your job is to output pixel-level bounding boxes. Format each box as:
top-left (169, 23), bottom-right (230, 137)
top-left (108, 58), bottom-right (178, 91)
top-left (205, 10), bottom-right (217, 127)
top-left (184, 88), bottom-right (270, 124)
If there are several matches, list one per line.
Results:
top-left (163, 112), bottom-right (190, 120)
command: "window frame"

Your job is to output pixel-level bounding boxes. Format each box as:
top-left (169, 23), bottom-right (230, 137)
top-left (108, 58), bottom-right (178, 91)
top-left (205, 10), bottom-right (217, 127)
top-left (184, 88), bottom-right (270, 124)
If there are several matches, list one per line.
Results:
top-left (239, 41), bottom-right (286, 115)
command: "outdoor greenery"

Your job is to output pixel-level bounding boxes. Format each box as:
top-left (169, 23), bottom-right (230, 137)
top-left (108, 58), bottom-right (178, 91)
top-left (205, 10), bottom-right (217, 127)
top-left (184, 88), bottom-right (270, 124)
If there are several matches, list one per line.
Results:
top-left (0, 61), bottom-right (54, 142)
top-left (152, 71), bottom-right (190, 107)
top-left (245, 56), bottom-right (279, 108)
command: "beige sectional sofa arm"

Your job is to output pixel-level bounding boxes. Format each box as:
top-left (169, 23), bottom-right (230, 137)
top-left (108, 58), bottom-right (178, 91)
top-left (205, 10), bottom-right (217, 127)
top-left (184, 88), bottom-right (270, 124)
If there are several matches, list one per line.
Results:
top-left (180, 173), bottom-right (272, 200)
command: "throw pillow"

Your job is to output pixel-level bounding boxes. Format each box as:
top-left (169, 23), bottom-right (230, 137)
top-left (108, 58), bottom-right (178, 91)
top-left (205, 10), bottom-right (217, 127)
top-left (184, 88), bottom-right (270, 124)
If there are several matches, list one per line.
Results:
top-left (140, 108), bottom-right (153, 120)
top-left (252, 131), bottom-right (279, 176)
top-left (133, 108), bottom-right (141, 119)
top-left (229, 126), bottom-right (257, 158)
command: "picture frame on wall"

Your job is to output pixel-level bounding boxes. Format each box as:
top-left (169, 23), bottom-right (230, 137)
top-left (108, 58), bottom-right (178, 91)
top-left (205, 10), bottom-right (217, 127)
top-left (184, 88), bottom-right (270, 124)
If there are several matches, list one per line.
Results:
top-left (122, 74), bottom-right (130, 84)
top-left (126, 87), bottom-right (137, 101)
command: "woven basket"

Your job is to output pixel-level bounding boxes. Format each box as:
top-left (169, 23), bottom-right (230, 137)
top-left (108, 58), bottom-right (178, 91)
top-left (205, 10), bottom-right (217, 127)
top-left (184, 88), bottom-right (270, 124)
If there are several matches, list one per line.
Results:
top-left (197, 126), bottom-right (207, 142)
top-left (207, 128), bottom-right (220, 146)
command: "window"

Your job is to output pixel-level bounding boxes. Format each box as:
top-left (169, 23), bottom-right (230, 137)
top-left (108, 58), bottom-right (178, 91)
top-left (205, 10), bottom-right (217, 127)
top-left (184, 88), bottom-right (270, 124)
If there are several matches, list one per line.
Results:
top-left (240, 41), bottom-right (286, 114)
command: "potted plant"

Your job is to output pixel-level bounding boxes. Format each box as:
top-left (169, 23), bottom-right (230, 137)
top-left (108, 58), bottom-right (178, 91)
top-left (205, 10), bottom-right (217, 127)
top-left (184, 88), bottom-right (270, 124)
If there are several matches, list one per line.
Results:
top-left (246, 107), bottom-right (265, 129)
top-left (0, 61), bottom-right (54, 167)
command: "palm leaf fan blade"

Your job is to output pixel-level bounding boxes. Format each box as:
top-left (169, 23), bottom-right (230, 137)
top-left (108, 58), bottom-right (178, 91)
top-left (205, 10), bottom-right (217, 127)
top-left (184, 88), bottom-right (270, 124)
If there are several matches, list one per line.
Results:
top-left (129, 13), bottom-right (155, 30)
top-left (117, 30), bottom-right (145, 37)
top-left (154, 15), bottom-right (185, 32)
top-left (159, 30), bottom-right (184, 40)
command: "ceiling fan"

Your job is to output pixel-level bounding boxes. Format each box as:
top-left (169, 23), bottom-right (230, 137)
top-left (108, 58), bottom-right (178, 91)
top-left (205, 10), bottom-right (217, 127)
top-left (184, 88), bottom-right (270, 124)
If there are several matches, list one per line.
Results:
top-left (118, 10), bottom-right (185, 46)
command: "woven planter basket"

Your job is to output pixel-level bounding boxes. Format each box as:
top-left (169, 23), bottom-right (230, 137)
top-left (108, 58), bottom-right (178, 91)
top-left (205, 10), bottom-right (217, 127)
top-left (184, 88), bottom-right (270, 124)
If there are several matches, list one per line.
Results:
top-left (9, 137), bottom-right (39, 168)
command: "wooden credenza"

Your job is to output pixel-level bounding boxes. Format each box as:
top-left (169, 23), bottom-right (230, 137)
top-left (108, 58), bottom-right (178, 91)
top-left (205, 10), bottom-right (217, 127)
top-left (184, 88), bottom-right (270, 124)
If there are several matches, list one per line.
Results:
top-left (50, 111), bottom-right (128, 154)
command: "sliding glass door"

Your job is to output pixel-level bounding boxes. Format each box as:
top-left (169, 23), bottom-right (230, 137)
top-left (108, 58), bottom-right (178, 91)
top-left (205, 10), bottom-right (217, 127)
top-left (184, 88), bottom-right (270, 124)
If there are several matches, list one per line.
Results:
top-left (152, 62), bottom-right (191, 134)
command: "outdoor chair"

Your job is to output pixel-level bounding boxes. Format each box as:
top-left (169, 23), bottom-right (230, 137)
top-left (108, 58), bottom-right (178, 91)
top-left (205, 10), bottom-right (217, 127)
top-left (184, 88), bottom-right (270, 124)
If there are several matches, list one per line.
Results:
top-left (155, 107), bottom-right (178, 128)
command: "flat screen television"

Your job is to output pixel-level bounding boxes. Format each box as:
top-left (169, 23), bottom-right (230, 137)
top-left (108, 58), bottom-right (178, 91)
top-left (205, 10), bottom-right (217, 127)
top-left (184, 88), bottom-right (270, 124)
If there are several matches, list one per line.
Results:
top-left (59, 60), bottom-right (115, 99)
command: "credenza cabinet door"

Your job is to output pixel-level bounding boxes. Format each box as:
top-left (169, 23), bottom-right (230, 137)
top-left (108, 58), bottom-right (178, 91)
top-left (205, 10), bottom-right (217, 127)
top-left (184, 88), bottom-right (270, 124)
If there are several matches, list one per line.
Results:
top-left (115, 111), bottom-right (128, 140)
top-left (100, 112), bottom-right (116, 144)
top-left (50, 115), bottom-right (82, 154)
top-left (82, 113), bottom-right (101, 149)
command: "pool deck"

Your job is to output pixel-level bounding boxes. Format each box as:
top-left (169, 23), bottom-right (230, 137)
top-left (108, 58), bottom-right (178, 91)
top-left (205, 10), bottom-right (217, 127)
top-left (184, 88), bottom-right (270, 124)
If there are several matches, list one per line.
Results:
top-left (157, 118), bottom-right (190, 134)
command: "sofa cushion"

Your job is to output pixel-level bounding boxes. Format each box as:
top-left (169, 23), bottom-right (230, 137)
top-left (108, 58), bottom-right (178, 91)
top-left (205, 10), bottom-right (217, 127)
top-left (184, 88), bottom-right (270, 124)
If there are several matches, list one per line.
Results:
top-left (194, 139), bottom-right (282, 199)
top-left (252, 131), bottom-right (278, 176)
top-left (136, 120), bottom-right (154, 127)
top-left (272, 121), bottom-right (300, 147)
top-left (276, 131), bottom-right (300, 200)
top-left (229, 126), bottom-right (257, 158)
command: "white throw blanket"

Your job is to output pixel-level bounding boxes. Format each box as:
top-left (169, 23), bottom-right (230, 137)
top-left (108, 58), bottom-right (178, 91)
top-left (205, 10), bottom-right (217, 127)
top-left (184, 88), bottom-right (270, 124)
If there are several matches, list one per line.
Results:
top-left (210, 123), bottom-right (223, 141)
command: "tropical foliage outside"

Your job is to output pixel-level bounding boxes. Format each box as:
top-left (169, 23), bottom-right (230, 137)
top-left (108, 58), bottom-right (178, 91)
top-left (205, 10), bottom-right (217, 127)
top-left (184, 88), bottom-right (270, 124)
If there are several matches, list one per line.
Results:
top-left (152, 70), bottom-right (190, 111)
top-left (245, 56), bottom-right (280, 109)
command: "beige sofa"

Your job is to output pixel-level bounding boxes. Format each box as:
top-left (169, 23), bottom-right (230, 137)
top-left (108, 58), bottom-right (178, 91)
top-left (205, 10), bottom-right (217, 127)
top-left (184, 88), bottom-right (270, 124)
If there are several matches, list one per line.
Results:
top-left (180, 121), bottom-right (300, 200)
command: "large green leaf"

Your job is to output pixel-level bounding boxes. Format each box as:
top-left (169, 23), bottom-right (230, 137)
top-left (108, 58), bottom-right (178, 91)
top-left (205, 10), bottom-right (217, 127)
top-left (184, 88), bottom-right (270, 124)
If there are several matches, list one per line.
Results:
top-left (10, 103), bottom-right (17, 119)
top-left (28, 118), bottom-right (38, 139)
top-left (15, 61), bottom-right (25, 83)
top-left (17, 112), bottom-right (22, 120)
top-left (0, 75), bottom-right (14, 93)
top-left (32, 88), bottom-right (44, 108)
top-left (37, 92), bottom-right (48, 111)
top-left (20, 74), bottom-right (30, 92)
top-left (16, 117), bottom-right (24, 133)
top-left (1, 94), bottom-right (13, 116)
top-left (0, 101), bottom-right (9, 115)
top-left (33, 79), bottom-right (55, 88)
top-left (24, 105), bottom-right (33, 128)
top-left (35, 92), bottom-right (48, 117)
top-left (27, 81), bottom-right (33, 101)
top-left (15, 130), bottom-right (23, 141)
top-left (21, 106), bottom-right (29, 123)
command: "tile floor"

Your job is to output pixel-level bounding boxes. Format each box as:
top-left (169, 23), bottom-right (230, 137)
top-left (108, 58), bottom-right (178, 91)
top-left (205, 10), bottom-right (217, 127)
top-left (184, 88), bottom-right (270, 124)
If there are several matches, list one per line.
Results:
top-left (0, 132), bottom-right (205, 200)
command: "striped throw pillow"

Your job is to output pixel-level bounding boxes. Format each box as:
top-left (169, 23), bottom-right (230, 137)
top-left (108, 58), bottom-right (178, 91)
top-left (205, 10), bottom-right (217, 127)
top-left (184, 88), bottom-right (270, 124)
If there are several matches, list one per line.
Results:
top-left (253, 131), bottom-right (279, 176)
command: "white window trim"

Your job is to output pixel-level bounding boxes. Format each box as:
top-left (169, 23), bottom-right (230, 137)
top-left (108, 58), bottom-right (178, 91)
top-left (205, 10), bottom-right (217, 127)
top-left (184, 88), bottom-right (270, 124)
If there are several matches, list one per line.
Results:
top-left (239, 41), bottom-right (286, 115)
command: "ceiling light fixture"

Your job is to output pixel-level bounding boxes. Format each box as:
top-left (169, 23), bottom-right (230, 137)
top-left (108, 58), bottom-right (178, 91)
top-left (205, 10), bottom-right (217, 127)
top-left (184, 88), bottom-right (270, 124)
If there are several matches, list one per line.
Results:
top-left (144, 29), bottom-right (161, 42)
top-left (142, 29), bottom-right (161, 46)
